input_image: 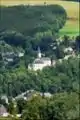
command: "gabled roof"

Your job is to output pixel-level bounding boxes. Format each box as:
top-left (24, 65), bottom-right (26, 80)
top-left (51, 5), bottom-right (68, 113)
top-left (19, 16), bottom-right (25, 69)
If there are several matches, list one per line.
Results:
top-left (34, 57), bottom-right (51, 64)
top-left (40, 57), bottom-right (51, 61)
top-left (34, 59), bottom-right (44, 64)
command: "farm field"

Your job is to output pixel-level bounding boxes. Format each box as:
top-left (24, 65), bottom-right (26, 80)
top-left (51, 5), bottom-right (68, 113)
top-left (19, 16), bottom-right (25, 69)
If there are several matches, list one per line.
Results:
top-left (0, 0), bottom-right (79, 36)
top-left (59, 19), bottom-right (79, 36)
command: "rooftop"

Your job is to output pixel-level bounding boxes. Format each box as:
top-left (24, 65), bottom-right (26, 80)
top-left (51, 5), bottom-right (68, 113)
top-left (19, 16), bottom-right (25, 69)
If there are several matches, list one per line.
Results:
top-left (34, 57), bottom-right (51, 64)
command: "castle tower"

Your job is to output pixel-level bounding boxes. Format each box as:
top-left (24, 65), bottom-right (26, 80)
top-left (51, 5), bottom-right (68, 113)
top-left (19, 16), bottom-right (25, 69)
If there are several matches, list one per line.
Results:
top-left (38, 47), bottom-right (41, 58)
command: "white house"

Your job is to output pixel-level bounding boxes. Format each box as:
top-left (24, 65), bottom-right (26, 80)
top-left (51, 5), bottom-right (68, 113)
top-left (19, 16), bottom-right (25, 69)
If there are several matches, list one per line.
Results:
top-left (28, 47), bottom-right (52, 71)
top-left (40, 92), bottom-right (52, 98)
top-left (64, 47), bottom-right (73, 54)
top-left (18, 52), bottom-right (24, 57)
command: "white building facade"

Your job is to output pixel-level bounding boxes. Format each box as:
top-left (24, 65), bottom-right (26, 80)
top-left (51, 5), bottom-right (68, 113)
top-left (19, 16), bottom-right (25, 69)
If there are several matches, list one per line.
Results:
top-left (28, 47), bottom-right (52, 71)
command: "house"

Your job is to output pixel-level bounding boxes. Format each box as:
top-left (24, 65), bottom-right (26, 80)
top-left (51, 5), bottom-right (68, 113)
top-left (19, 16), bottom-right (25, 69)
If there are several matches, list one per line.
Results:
top-left (1, 51), bottom-right (21, 67)
top-left (40, 92), bottom-right (52, 98)
top-left (64, 53), bottom-right (75, 60)
top-left (0, 105), bottom-right (9, 117)
top-left (15, 90), bottom-right (52, 101)
top-left (63, 47), bottom-right (76, 60)
top-left (15, 90), bottom-right (35, 101)
top-left (18, 52), bottom-right (24, 57)
top-left (28, 47), bottom-right (53, 71)
top-left (2, 52), bottom-right (16, 64)
top-left (64, 47), bottom-right (73, 54)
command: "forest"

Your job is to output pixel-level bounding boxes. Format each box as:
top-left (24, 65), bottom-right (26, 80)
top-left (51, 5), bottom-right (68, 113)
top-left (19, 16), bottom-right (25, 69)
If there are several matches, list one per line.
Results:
top-left (0, 4), bottom-right (79, 120)
top-left (0, 5), bottom-right (67, 36)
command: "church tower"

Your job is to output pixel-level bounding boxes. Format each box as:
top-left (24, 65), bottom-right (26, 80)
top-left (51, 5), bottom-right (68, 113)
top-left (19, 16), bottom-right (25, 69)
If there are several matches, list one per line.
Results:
top-left (38, 47), bottom-right (41, 58)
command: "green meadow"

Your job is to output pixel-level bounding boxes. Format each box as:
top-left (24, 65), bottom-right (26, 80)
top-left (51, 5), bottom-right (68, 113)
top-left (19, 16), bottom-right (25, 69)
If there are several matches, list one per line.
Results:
top-left (59, 20), bottom-right (79, 36)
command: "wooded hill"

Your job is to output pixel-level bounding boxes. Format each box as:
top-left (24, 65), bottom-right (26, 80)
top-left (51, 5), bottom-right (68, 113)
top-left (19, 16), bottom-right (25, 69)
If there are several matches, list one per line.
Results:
top-left (0, 5), bottom-right (67, 36)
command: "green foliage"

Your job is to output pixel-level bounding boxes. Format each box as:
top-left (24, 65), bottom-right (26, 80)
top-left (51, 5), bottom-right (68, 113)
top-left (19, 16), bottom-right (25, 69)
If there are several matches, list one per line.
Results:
top-left (0, 31), bottom-right (26, 46)
top-left (8, 101), bottom-right (16, 115)
top-left (22, 92), bottom-right (79, 120)
top-left (0, 3), bottom-right (79, 120)
top-left (17, 99), bottom-right (26, 114)
top-left (0, 56), bottom-right (79, 97)
top-left (0, 5), bottom-right (67, 36)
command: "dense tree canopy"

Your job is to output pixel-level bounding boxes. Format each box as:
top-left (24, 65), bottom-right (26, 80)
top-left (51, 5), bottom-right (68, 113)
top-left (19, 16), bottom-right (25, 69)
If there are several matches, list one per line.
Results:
top-left (21, 92), bottom-right (79, 120)
top-left (0, 5), bottom-right (67, 36)
top-left (0, 56), bottom-right (79, 97)
top-left (0, 3), bottom-right (79, 120)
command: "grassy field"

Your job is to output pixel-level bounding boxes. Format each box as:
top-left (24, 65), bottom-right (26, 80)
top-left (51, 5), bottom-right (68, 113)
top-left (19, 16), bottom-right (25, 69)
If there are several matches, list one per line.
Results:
top-left (0, 0), bottom-right (79, 36)
top-left (59, 19), bottom-right (79, 36)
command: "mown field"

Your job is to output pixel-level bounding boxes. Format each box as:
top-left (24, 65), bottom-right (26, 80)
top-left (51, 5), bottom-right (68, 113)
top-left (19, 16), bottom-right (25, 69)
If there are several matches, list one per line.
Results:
top-left (0, 0), bottom-right (79, 36)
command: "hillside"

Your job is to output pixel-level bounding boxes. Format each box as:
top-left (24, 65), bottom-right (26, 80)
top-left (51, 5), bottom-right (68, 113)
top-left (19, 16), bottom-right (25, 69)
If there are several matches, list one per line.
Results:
top-left (0, 0), bottom-right (79, 19)
top-left (0, 0), bottom-right (79, 36)
top-left (0, 5), bottom-right (66, 36)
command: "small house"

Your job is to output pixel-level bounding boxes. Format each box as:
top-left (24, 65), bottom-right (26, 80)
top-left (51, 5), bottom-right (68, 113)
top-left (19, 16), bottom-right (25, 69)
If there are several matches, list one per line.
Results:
top-left (64, 47), bottom-right (73, 54)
